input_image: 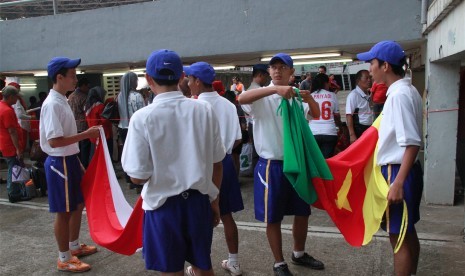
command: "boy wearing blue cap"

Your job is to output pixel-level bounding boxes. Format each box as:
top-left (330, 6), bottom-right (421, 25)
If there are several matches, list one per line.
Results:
top-left (238, 53), bottom-right (322, 276)
top-left (357, 41), bottom-right (423, 276)
top-left (41, 57), bottom-right (100, 272)
top-left (184, 61), bottom-right (244, 275)
top-left (121, 50), bottom-right (225, 276)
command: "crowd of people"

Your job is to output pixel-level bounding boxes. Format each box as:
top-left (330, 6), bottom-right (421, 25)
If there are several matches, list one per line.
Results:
top-left (0, 40), bottom-right (422, 276)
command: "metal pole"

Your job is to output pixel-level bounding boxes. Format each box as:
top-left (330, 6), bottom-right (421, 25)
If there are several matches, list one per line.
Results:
top-left (0, 0), bottom-right (49, 8)
top-left (53, 0), bottom-right (58, 15)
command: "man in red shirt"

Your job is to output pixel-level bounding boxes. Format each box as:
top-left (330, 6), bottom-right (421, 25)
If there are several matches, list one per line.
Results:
top-left (371, 81), bottom-right (388, 119)
top-left (0, 85), bottom-right (26, 203)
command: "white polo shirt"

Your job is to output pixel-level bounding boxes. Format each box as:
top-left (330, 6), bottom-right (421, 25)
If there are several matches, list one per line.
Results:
top-left (39, 89), bottom-right (80, 157)
top-left (377, 78), bottom-right (422, 165)
top-left (345, 86), bottom-right (373, 126)
top-left (121, 91), bottom-right (226, 211)
top-left (198, 92), bottom-right (242, 154)
top-left (241, 82), bottom-right (308, 160)
top-left (306, 89), bottom-right (339, 136)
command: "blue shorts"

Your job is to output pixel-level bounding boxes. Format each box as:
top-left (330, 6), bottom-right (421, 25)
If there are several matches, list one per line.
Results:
top-left (381, 161), bottom-right (423, 234)
top-left (219, 154), bottom-right (244, 215)
top-left (45, 155), bottom-right (84, 213)
top-left (143, 190), bottom-right (213, 272)
top-left (254, 157), bottom-right (311, 223)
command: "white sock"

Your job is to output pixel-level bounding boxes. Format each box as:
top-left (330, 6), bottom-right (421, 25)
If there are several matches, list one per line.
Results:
top-left (228, 253), bottom-right (238, 265)
top-left (293, 251), bottom-right (304, 258)
top-left (274, 261), bottom-right (286, 268)
top-left (59, 251), bottom-right (72, 262)
top-left (69, 240), bottom-right (80, 251)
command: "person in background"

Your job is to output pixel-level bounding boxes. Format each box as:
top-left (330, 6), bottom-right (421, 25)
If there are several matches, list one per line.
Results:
top-left (231, 76), bottom-right (244, 96)
top-left (68, 78), bottom-right (91, 168)
top-left (288, 74), bottom-right (299, 88)
top-left (371, 81), bottom-right (388, 119)
top-left (328, 74), bottom-right (341, 94)
top-left (0, 85), bottom-right (28, 203)
top-left (318, 65), bottom-right (327, 75)
top-left (84, 86), bottom-right (113, 160)
top-left (185, 61), bottom-right (244, 276)
top-left (212, 80), bottom-right (226, 96)
top-left (345, 70), bottom-right (373, 143)
top-left (117, 72), bottom-right (145, 191)
top-left (307, 73), bottom-right (341, 158)
top-left (9, 82), bottom-right (32, 152)
top-left (299, 72), bottom-right (312, 91)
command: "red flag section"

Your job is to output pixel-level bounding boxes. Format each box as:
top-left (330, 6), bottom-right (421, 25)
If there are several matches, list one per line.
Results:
top-left (312, 119), bottom-right (389, 247)
top-left (81, 128), bottom-right (144, 255)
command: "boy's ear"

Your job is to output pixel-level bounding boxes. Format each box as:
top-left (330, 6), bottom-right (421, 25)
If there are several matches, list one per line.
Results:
top-left (290, 68), bottom-right (295, 75)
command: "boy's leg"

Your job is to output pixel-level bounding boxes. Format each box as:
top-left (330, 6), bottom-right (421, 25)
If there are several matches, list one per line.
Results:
top-left (189, 266), bottom-right (214, 276)
top-left (55, 212), bottom-right (72, 251)
top-left (389, 229), bottom-right (420, 276)
top-left (267, 221), bottom-right (284, 262)
top-left (221, 213), bottom-right (239, 254)
top-left (292, 215), bottom-right (309, 252)
top-left (69, 202), bottom-right (84, 242)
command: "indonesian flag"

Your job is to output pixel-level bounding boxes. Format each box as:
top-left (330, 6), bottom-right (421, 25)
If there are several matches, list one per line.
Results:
top-left (81, 128), bottom-right (144, 255)
top-left (312, 117), bottom-right (389, 246)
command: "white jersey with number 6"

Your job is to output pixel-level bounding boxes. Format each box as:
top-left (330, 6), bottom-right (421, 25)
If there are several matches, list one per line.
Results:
top-left (306, 89), bottom-right (339, 136)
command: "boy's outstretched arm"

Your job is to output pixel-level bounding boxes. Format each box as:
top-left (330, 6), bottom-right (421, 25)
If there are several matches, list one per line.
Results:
top-left (238, 85), bottom-right (295, 104)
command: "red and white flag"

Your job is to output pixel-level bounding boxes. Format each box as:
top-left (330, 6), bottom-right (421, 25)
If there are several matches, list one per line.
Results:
top-left (81, 128), bottom-right (144, 255)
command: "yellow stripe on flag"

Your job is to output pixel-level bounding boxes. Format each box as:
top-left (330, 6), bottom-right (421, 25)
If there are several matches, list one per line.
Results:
top-left (362, 116), bottom-right (390, 245)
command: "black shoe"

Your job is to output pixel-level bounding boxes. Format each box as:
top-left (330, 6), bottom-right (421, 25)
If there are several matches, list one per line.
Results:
top-left (128, 183), bottom-right (136, 190)
top-left (0, 178), bottom-right (6, 184)
top-left (291, 253), bottom-right (324, 270)
top-left (273, 263), bottom-right (293, 276)
top-left (135, 186), bottom-right (142, 194)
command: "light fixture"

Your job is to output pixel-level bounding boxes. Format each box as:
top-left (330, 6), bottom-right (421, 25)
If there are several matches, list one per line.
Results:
top-left (213, 66), bottom-right (235, 70)
top-left (293, 58), bottom-right (353, 65)
top-left (261, 52), bottom-right (341, 62)
top-left (103, 71), bottom-right (146, 77)
top-left (19, 83), bottom-right (37, 89)
top-left (34, 72), bottom-right (48, 77)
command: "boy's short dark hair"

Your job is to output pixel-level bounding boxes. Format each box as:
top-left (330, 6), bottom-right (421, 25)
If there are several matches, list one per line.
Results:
top-left (319, 65), bottom-right (327, 72)
top-left (51, 67), bottom-right (70, 83)
top-left (376, 58), bottom-right (406, 78)
top-left (355, 69), bottom-right (369, 82)
top-left (311, 73), bottom-right (329, 92)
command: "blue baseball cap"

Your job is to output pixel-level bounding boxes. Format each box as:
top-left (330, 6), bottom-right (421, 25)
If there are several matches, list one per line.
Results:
top-left (269, 53), bottom-right (293, 68)
top-left (183, 62), bottom-right (215, 85)
top-left (47, 57), bottom-right (81, 79)
top-left (146, 49), bottom-right (183, 80)
top-left (357, 40), bottom-right (406, 66)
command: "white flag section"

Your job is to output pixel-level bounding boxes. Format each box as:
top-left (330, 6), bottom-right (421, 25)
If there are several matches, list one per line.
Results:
top-left (81, 127), bottom-right (144, 255)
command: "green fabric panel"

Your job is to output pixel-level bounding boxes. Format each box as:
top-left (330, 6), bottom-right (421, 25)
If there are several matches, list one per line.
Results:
top-left (279, 89), bottom-right (333, 204)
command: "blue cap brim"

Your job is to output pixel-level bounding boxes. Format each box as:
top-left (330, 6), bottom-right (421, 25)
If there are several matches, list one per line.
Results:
top-left (65, 58), bottom-right (81, 69)
top-left (356, 52), bottom-right (374, 62)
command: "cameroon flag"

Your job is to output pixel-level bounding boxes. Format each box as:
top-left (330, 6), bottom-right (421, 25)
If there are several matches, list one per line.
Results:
top-left (312, 117), bottom-right (389, 246)
top-left (280, 94), bottom-right (389, 247)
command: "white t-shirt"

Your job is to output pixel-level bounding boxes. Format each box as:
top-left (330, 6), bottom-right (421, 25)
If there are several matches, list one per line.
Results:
top-left (241, 82), bottom-right (308, 160)
top-left (121, 91), bottom-right (226, 211)
top-left (39, 89), bottom-right (80, 157)
top-left (306, 89), bottom-right (339, 136)
top-left (377, 78), bottom-right (422, 165)
top-left (346, 86), bottom-right (373, 126)
top-left (198, 92), bottom-right (242, 154)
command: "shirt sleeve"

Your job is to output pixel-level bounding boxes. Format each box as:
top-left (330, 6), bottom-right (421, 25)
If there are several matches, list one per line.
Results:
top-left (345, 93), bottom-right (356, 114)
top-left (42, 103), bottom-right (64, 140)
top-left (121, 112), bottom-right (153, 180)
top-left (393, 93), bottom-right (422, 147)
top-left (210, 107), bottom-right (226, 163)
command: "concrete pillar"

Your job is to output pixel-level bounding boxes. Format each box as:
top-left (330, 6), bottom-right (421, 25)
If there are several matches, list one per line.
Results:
top-left (424, 61), bottom-right (460, 205)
